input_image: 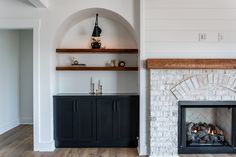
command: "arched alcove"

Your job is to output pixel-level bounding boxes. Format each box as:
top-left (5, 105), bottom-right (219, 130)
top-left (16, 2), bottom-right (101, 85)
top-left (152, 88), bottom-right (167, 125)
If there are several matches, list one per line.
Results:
top-left (54, 8), bottom-right (139, 94)
top-left (54, 8), bottom-right (138, 48)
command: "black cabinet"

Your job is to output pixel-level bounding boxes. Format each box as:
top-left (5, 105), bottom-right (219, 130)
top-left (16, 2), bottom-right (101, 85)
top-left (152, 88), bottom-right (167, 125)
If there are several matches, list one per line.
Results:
top-left (54, 94), bottom-right (139, 148)
top-left (54, 96), bottom-right (96, 147)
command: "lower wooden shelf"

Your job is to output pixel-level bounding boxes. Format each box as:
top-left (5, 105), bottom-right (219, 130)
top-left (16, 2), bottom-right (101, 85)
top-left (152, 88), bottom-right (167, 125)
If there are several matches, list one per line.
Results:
top-left (56, 66), bottom-right (138, 71)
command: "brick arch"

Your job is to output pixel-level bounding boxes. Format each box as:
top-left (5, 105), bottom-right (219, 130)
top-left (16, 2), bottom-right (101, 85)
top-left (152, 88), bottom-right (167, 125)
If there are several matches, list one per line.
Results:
top-left (170, 74), bottom-right (236, 100)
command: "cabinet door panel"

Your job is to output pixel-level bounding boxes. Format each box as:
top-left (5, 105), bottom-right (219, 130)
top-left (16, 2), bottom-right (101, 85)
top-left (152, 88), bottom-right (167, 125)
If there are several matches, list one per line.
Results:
top-left (117, 97), bottom-right (133, 139)
top-left (116, 96), bottom-right (139, 142)
top-left (74, 97), bottom-right (96, 142)
top-left (97, 97), bottom-right (116, 141)
top-left (54, 97), bottom-right (74, 140)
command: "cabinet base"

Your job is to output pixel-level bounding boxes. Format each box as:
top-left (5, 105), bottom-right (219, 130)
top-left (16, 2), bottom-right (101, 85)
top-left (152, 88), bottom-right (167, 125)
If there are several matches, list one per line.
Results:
top-left (55, 140), bottom-right (138, 148)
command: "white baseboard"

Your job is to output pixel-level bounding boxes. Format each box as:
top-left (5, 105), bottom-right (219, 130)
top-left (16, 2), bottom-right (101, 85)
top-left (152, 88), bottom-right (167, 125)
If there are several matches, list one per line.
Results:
top-left (35, 141), bottom-right (55, 152)
top-left (0, 119), bottom-right (20, 135)
top-left (138, 143), bottom-right (148, 155)
top-left (20, 116), bottom-right (33, 124)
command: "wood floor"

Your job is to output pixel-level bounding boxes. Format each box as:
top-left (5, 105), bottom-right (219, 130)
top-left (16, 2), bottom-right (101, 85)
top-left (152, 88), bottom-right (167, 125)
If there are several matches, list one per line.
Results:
top-left (0, 125), bottom-right (236, 157)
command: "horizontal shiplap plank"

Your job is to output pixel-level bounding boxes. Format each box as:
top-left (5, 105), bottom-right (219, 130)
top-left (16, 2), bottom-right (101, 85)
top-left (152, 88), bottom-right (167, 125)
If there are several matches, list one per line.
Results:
top-left (146, 8), bottom-right (236, 20)
top-left (145, 19), bottom-right (236, 31)
top-left (145, 0), bottom-right (236, 9)
top-left (145, 31), bottom-right (198, 42)
top-left (145, 30), bottom-right (236, 43)
top-left (145, 42), bottom-right (236, 55)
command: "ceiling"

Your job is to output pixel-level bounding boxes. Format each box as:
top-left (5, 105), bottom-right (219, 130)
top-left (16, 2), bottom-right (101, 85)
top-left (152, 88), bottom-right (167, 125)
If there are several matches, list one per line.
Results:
top-left (28, 0), bottom-right (48, 8)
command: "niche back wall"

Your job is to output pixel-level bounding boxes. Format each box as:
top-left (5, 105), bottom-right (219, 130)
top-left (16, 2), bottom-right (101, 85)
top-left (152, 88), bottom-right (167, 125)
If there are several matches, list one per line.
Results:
top-left (56, 12), bottom-right (138, 93)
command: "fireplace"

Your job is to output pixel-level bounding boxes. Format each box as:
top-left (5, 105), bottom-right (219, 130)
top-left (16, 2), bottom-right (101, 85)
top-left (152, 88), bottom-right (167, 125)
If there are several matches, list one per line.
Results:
top-left (147, 59), bottom-right (236, 157)
top-left (178, 101), bottom-right (236, 154)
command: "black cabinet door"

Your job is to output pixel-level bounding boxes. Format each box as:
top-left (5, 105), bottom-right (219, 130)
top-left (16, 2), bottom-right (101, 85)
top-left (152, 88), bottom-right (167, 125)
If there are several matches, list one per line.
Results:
top-left (97, 96), bottom-right (117, 144)
top-left (97, 96), bottom-right (139, 147)
top-left (116, 96), bottom-right (139, 146)
top-left (74, 96), bottom-right (96, 144)
top-left (54, 97), bottom-right (75, 141)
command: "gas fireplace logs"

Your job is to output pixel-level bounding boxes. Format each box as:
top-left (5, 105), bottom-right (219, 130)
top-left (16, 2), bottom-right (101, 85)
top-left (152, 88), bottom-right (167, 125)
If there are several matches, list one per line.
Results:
top-left (186, 122), bottom-right (226, 146)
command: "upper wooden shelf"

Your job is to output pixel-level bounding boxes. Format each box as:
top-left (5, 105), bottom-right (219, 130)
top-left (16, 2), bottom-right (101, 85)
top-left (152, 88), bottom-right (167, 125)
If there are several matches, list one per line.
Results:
top-left (56, 48), bottom-right (138, 54)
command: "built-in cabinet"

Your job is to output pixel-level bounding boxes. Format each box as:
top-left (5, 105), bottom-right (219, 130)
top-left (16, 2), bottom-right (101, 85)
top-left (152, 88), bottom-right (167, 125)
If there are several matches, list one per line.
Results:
top-left (54, 94), bottom-right (139, 147)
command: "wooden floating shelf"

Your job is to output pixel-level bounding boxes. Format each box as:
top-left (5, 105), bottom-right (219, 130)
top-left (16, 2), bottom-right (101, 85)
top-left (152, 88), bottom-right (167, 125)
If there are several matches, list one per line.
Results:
top-left (56, 66), bottom-right (138, 71)
top-left (56, 48), bottom-right (138, 54)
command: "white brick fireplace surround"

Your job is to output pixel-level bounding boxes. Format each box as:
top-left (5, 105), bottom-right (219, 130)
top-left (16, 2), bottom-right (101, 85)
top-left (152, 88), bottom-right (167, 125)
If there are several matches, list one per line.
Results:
top-left (147, 59), bottom-right (236, 157)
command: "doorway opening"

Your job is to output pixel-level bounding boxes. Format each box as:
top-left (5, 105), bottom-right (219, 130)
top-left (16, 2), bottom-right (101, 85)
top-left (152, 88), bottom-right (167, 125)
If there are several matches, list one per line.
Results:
top-left (0, 29), bottom-right (34, 152)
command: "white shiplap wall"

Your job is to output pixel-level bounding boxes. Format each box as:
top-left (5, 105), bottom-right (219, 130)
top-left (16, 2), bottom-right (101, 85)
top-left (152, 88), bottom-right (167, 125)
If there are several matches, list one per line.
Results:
top-left (144, 0), bottom-right (236, 58)
top-left (141, 0), bottom-right (236, 155)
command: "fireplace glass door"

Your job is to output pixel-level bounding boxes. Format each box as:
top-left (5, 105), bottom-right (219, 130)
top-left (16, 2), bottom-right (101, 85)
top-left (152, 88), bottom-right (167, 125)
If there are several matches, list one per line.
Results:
top-left (178, 101), bottom-right (236, 154)
top-left (186, 107), bottom-right (231, 146)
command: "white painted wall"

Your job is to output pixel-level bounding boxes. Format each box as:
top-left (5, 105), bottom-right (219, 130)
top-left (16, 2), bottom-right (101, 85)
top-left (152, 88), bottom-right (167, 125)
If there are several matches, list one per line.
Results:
top-left (60, 16), bottom-right (137, 48)
top-left (0, 30), bottom-right (20, 134)
top-left (0, 0), bottom-right (141, 152)
top-left (19, 30), bottom-right (33, 124)
top-left (0, 29), bottom-right (33, 134)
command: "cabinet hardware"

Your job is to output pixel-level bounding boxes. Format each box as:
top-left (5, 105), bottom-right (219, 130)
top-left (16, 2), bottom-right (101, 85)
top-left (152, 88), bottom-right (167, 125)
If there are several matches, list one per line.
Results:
top-left (73, 101), bottom-right (76, 112)
top-left (113, 100), bottom-right (116, 112)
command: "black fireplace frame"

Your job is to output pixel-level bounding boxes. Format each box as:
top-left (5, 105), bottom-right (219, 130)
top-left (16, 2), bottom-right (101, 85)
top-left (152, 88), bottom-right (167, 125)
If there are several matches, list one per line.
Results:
top-left (178, 101), bottom-right (236, 154)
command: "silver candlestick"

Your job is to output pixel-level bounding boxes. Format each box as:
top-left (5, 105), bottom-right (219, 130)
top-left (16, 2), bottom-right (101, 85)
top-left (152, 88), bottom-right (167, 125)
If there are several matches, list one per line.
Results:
top-left (90, 77), bottom-right (95, 94)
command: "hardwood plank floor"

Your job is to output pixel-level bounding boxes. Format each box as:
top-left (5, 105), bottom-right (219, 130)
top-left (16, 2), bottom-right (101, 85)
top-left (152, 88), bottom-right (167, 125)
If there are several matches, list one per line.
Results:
top-left (0, 125), bottom-right (236, 157)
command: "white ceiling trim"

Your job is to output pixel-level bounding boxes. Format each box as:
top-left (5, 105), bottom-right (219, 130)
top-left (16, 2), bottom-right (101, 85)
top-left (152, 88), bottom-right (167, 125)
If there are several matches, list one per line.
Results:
top-left (28, 0), bottom-right (48, 8)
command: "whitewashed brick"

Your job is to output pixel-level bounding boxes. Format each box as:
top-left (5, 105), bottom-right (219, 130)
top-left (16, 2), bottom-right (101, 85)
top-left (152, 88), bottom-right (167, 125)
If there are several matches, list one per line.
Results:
top-left (218, 74), bottom-right (224, 85)
top-left (227, 77), bottom-right (236, 89)
top-left (180, 81), bottom-right (190, 93)
top-left (196, 75), bottom-right (205, 87)
top-left (191, 77), bottom-right (200, 89)
top-left (185, 79), bottom-right (195, 91)
top-left (213, 74), bottom-right (219, 84)
top-left (222, 75), bottom-right (230, 86)
top-left (208, 73), bottom-right (214, 84)
top-left (150, 69), bottom-right (236, 156)
top-left (232, 80), bottom-right (236, 90)
top-left (175, 85), bottom-right (186, 97)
